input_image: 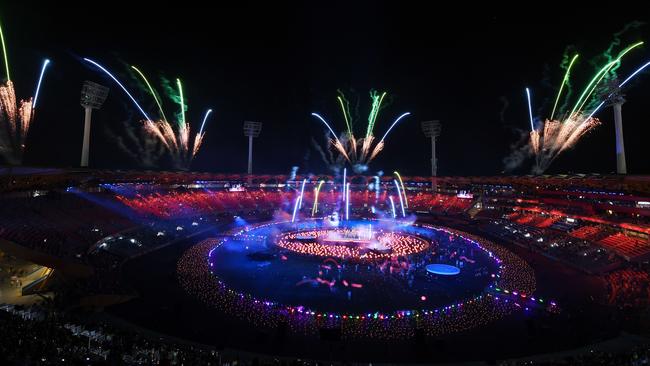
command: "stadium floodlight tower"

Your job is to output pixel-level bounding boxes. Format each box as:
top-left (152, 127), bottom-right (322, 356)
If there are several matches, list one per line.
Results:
top-left (243, 121), bottom-right (262, 175)
top-left (421, 120), bottom-right (441, 177)
top-left (603, 81), bottom-right (627, 174)
top-left (79, 81), bottom-right (109, 167)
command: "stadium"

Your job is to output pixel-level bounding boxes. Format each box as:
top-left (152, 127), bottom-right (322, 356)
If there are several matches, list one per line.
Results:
top-left (2, 2), bottom-right (650, 365)
top-left (2, 171), bottom-right (650, 364)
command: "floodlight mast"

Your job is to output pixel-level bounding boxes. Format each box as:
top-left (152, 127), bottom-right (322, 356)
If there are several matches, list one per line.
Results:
top-left (79, 81), bottom-right (109, 167)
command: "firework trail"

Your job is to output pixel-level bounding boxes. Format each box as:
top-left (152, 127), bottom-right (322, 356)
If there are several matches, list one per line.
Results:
top-left (312, 180), bottom-right (325, 216)
top-left (367, 112), bottom-right (411, 162)
top-left (568, 42), bottom-right (642, 118)
top-left (523, 41), bottom-right (645, 173)
top-left (525, 88), bottom-right (535, 131)
top-left (311, 112), bottom-right (351, 162)
top-left (591, 22), bottom-right (645, 90)
top-left (556, 47), bottom-right (580, 116)
top-left (337, 92), bottom-right (353, 137)
top-left (86, 59), bottom-right (213, 170)
top-left (130, 65), bottom-right (168, 122)
top-left (585, 60), bottom-right (650, 122)
top-left (550, 54), bottom-right (579, 120)
top-left (394, 179), bottom-right (406, 217)
top-left (84, 58), bottom-right (151, 120)
top-left (0, 19), bottom-right (9, 81)
top-left (311, 90), bottom-right (410, 173)
top-left (394, 171), bottom-right (408, 208)
top-left (345, 182), bottom-right (350, 220)
top-left (199, 109), bottom-right (212, 135)
top-left (33, 59), bottom-right (50, 109)
top-left (360, 90), bottom-right (386, 160)
top-left (0, 20), bottom-right (50, 164)
top-left (389, 196), bottom-right (397, 218)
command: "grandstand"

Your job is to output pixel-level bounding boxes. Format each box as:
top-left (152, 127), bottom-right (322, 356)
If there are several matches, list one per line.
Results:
top-left (599, 233), bottom-right (650, 261)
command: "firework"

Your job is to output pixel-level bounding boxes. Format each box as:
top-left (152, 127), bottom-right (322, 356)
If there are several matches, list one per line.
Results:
top-left (586, 60), bottom-right (650, 120)
top-left (312, 90), bottom-right (410, 173)
top-left (389, 196), bottom-right (397, 218)
top-left (367, 112), bottom-right (411, 162)
top-left (130, 65), bottom-right (168, 122)
top-left (394, 179), bottom-right (406, 217)
top-left (530, 115), bottom-right (601, 173)
top-left (525, 88), bottom-right (534, 131)
top-left (568, 42), bottom-right (642, 118)
top-left (345, 182), bottom-right (350, 220)
top-left (342, 167), bottom-right (347, 205)
top-left (84, 59), bottom-right (151, 120)
top-left (550, 54), bottom-right (579, 120)
top-left (0, 20), bottom-right (49, 164)
top-left (289, 180), bottom-right (307, 222)
top-left (311, 180), bottom-right (325, 216)
top-left (291, 196), bottom-right (300, 223)
top-left (0, 20), bottom-right (10, 81)
top-left (297, 178), bottom-right (307, 209)
top-left (176, 78), bottom-right (186, 129)
top-left (86, 59), bottom-right (213, 169)
top-left (524, 41), bottom-right (645, 173)
top-left (130, 70), bottom-right (208, 167)
top-left (33, 59), bottom-right (50, 108)
top-left (311, 112), bottom-right (350, 162)
top-left (199, 109), bottom-right (212, 135)
top-left (394, 171), bottom-right (408, 208)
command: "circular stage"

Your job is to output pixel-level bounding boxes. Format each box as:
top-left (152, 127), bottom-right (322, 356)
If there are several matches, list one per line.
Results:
top-left (178, 219), bottom-right (539, 338)
top-left (276, 227), bottom-right (430, 259)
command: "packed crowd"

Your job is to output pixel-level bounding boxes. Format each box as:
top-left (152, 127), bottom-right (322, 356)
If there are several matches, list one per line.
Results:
top-left (116, 190), bottom-right (293, 218)
top-left (501, 211), bottom-right (650, 262)
top-left (408, 192), bottom-right (474, 214)
top-left (598, 233), bottom-right (650, 260)
top-left (499, 344), bottom-right (650, 366)
top-left (0, 193), bottom-right (132, 261)
top-left (477, 219), bottom-right (618, 274)
top-left (605, 268), bottom-right (650, 309)
top-left (0, 303), bottom-right (327, 365)
top-left (115, 188), bottom-right (477, 220)
top-left (1, 299), bottom-right (646, 366)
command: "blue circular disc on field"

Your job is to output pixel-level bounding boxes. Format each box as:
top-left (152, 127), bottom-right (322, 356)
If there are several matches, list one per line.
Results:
top-left (426, 264), bottom-right (460, 276)
top-left (208, 219), bottom-right (498, 313)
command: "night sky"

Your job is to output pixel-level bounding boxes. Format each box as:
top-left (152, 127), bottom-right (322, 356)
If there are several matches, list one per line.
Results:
top-left (2, 2), bottom-right (649, 176)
